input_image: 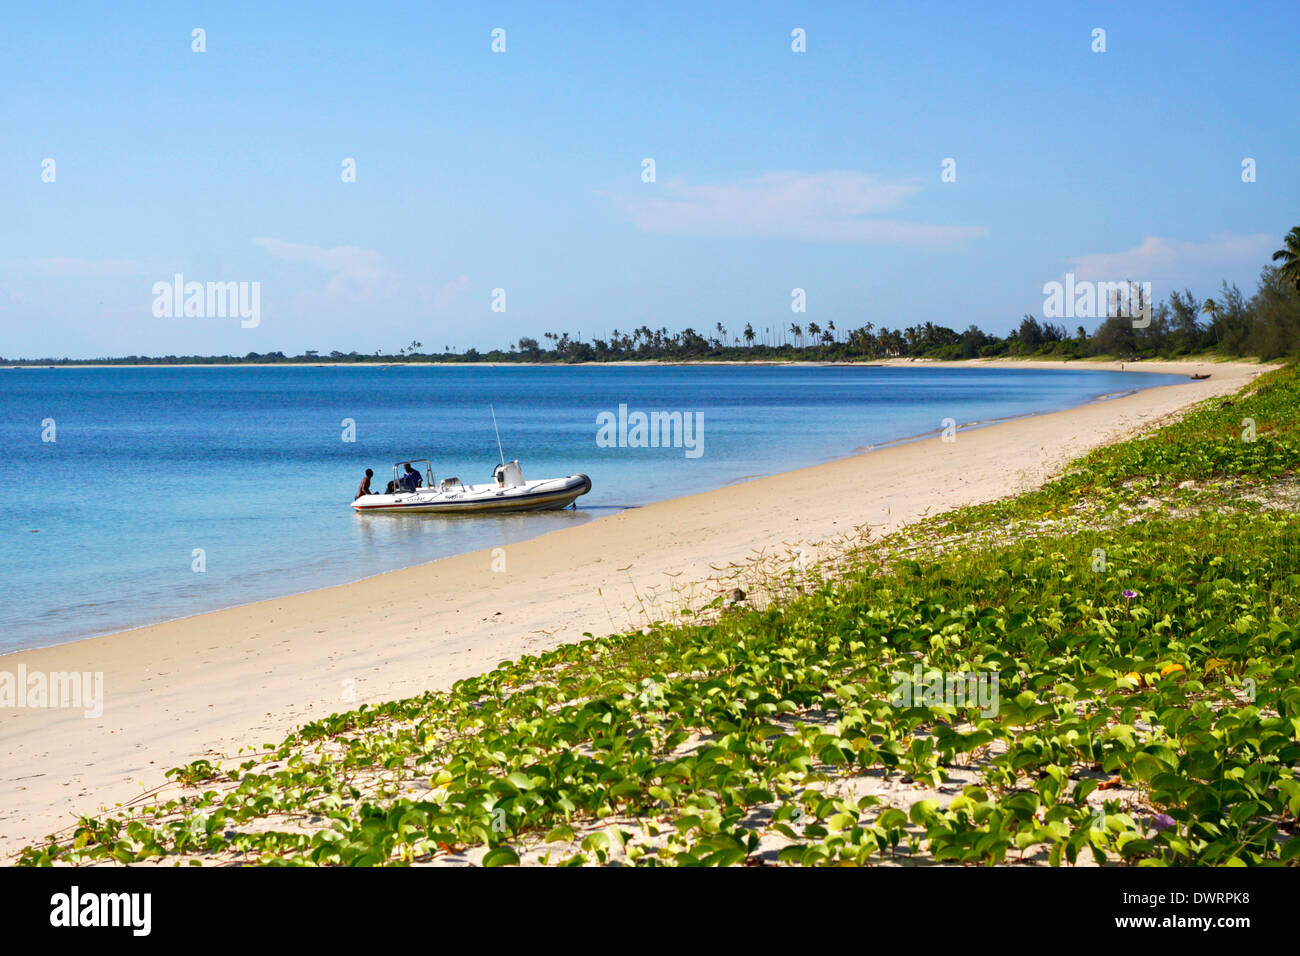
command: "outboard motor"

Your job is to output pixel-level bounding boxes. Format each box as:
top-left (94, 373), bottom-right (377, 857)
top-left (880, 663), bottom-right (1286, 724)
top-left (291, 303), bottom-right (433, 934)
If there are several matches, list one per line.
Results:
top-left (499, 460), bottom-right (525, 487)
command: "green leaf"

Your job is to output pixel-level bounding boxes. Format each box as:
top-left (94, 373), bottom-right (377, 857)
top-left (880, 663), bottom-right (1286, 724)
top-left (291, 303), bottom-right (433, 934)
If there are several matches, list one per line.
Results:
top-left (482, 846), bottom-right (520, 867)
top-left (505, 771), bottom-right (535, 791)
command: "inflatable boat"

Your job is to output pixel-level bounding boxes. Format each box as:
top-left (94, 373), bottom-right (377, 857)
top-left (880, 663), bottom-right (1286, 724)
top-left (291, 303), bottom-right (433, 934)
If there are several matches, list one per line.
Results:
top-left (352, 459), bottom-right (592, 514)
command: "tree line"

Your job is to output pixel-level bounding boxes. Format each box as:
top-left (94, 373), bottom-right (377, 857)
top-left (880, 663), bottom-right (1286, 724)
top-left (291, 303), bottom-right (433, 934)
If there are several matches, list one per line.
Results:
top-left (8, 228), bottom-right (1299, 366)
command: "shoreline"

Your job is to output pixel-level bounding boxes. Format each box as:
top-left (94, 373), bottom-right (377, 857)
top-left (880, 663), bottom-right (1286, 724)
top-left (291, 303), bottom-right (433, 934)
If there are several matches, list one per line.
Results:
top-left (0, 358), bottom-right (1269, 855)
top-left (4, 360), bottom-right (1191, 657)
top-left (2, 356), bottom-right (1245, 371)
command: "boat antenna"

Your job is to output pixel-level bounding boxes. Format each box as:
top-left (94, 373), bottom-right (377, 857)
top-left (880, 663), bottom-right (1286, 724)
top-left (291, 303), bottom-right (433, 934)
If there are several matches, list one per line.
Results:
top-left (490, 404), bottom-right (505, 465)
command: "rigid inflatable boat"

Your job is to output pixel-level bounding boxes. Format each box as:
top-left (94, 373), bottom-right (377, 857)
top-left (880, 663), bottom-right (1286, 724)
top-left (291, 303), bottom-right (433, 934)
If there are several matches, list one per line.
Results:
top-left (352, 459), bottom-right (592, 514)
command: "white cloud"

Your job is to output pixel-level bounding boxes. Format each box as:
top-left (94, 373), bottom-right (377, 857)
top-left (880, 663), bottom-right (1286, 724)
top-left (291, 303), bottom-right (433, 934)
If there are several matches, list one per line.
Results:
top-left (600, 171), bottom-right (984, 247)
top-left (252, 237), bottom-right (399, 301)
top-left (1067, 233), bottom-right (1276, 285)
top-left (433, 274), bottom-right (470, 310)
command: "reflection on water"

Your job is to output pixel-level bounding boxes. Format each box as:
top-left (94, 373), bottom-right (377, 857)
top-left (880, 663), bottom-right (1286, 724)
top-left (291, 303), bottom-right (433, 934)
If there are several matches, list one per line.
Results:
top-left (350, 507), bottom-right (597, 555)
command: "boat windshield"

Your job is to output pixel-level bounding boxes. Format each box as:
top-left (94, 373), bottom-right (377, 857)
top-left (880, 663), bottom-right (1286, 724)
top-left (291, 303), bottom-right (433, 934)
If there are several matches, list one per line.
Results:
top-left (392, 460), bottom-right (434, 490)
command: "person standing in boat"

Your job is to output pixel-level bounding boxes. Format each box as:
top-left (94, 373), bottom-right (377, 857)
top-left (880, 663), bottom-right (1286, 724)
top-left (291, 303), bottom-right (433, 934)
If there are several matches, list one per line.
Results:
top-left (397, 462), bottom-right (423, 492)
top-left (354, 468), bottom-right (374, 500)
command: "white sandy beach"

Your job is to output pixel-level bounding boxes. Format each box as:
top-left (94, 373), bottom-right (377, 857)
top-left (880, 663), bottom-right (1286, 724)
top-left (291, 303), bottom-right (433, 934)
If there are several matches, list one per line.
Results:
top-left (0, 358), bottom-right (1271, 856)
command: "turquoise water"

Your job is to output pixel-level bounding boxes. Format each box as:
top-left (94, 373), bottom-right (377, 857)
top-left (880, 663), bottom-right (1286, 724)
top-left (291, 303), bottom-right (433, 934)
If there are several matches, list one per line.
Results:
top-left (0, 364), bottom-right (1187, 651)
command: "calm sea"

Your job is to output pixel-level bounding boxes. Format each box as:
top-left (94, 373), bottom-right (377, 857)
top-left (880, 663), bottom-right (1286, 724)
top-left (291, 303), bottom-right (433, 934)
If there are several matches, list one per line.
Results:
top-left (0, 364), bottom-right (1187, 652)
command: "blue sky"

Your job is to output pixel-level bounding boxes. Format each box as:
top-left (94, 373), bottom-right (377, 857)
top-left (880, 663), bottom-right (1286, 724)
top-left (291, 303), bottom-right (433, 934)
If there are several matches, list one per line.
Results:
top-left (1, 1), bottom-right (1296, 358)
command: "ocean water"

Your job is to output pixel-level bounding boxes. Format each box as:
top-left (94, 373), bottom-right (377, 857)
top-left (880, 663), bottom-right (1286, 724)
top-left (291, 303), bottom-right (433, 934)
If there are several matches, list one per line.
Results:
top-left (0, 364), bottom-right (1188, 652)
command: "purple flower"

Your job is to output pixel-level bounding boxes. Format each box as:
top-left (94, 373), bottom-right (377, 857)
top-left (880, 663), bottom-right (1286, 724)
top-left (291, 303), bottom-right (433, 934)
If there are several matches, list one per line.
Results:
top-left (1150, 813), bottom-right (1175, 833)
top-left (1122, 589), bottom-right (1138, 602)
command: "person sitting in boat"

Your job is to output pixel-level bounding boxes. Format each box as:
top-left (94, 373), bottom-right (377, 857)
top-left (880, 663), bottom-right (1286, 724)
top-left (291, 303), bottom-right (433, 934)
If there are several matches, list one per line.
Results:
top-left (397, 462), bottom-right (423, 492)
top-left (354, 469), bottom-right (374, 500)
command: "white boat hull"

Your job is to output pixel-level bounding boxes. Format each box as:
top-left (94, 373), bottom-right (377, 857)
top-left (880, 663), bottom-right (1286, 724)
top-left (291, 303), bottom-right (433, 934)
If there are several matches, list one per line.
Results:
top-left (352, 474), bottom-right (592, 514)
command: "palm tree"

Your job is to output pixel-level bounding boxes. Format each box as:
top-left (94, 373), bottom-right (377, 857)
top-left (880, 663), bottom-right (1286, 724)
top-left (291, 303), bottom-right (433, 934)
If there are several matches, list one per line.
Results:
top-left (743, 323), bottom-right (755, 347)
top-left (1201, 298), bottom-right (1222, 344)
top-left (789, 323), bottom-right (802, 347)
top-left (1272, 226), bottom-right (1300, 292)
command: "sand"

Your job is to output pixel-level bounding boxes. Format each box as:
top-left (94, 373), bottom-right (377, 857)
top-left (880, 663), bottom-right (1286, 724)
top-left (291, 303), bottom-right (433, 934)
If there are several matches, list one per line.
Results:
top-left (0, 358), bottom-right (1271, 856)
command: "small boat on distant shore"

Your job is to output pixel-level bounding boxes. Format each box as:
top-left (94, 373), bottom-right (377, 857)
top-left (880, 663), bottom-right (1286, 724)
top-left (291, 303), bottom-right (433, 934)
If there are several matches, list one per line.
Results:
top-left (352, 459), bottom-right (592, 514)
top-left (1189, 373), bottom-right (1211, 380)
